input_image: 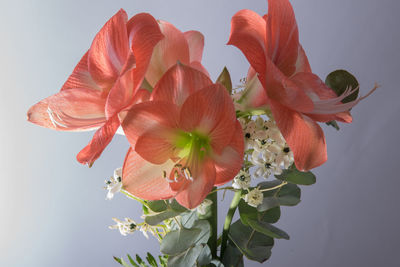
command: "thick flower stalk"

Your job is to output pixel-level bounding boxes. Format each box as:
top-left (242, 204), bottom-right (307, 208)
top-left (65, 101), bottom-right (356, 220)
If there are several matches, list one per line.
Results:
top-left (228, 0), bottom-right (377, 171)
top-left (120, 63), bottom-right (244, 209)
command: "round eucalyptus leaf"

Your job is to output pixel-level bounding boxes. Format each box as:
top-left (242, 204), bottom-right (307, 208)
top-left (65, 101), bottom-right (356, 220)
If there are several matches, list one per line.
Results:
top-left (325, 69), bottom-right (359, 103)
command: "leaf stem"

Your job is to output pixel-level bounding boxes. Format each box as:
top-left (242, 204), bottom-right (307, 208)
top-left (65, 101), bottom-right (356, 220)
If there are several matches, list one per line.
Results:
top-left (220, 190), bottom-right (242, 259)
top-left (260, 181), bottom-right (287, 192)
top-left (206, 187), bottom-right (218, 258)
top-left (121, 190), bottom-right (148, 206)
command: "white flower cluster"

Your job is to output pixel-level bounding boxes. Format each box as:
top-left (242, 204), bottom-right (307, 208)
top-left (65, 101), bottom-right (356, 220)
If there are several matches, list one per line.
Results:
top-left (232, 170), bottom-right (251, 190)
top-left (109, 217), bottom-right (137, 236)
top-left (104, 167), bottom-right (123, 200)
top-left (244, 188), bottom-right (263, 208)
top-left (240, 116), bottom-right (294, 178)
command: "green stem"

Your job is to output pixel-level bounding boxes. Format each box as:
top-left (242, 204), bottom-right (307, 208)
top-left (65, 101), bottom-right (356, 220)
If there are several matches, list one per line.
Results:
top-left (206, 187), bottom-right (218, 258)
top-left (220, 190), bottom-right (242, 259)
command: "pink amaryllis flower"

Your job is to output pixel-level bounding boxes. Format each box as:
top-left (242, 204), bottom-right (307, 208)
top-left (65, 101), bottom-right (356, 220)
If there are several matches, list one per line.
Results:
top-left (228, 0), bottom-right (376, 171)
top-left (27, 10), bottom-right (209, 167)
top-left (120, 64), bottom-right (244, 209)
top-left (27, 9), bottom-right (163, 166)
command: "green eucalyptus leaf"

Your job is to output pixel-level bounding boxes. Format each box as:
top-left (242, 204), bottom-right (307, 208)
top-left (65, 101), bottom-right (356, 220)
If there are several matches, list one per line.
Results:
top-left (160, 228), bottom-right (202, 255)
top-left (169, 199), bottom-right (188, 212)
top-left (275, 166), bottom-right (316, 185)
top-left (221, 241), bottom-right (244, 267)
top-left (180, 211), bottom-right (198, 228)
top-left (167, 244), bottom-right (204, 267)
top-left (261, 183), bottom-right (301, 208)
top-left (147, 200), bottom-right (168, 213)
top-left (229, 220), bottom-right (274, 263)
top-left (246, 218), bottom-right (289, 240)
top-left (256, 197), bottom-right (280, 212)
top-left (160, 220), bottom-right (210, 256)
top-left (239, 199), bottom-right (281, 224)
top-left (216, 67), bottom-right (233, 94)
top-left (257, 180), bottom-right (283, 190)
top-left (145, 210), bottom-right (183, 226)
top-left (211, 259), bottom-right (225, 267)
top-left (325, 69), bottom-right (359, 103)
top-left (196, 244), bottom-right (212, 266)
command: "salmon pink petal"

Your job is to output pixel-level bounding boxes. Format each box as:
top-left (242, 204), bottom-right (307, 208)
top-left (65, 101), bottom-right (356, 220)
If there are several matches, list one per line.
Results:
top-left (151, 63), bottom-right (213, 106)
top-left (135, 130), bottom-right (179, 165)
top-left (266, 0), bottom-right (299, 77)
top-left (88, 9), bottom-right (129, 90)
top-left (184, 30), bottom-right (204, 63)
top-left (145, 20), bottom-right (190, 87)
top-left (307, 112), bottom-right (352, 123)
top-left (61, 52), bottom-right (102, 92)
top-left (294, 45), bottom-right (311, 74)
top-left (132, 88), bottom-right (151, 103)
top-left (105, 13), bottom-right (164, 118)
top-left (189, 61), bottom-right (210, 77)
top-left (270, 100), bottom-right (327, 171)
top-left (175, 159), bottom-right (216, 209)
top-left (213, 121), bottom-right (244, 186)
top-left (121, 101), bottom-right (180, 146)
top-left (228, 9), bottom-right (267, 75)
top-left (122, 148), bottom-right (175, 200)
top-left (238, 68), bottom-right (268, 109)
top-left (76, 114), bottom-right (120, 166)
top-left (27, 88), bottom-right (106, 131)
top-left (264, 59), bottom-right (314, 113)
top-left (179, 84), bottom-right (236, 153)
top-left (105, 71), bottom-right (134, 118)
top-left (291, 72), bottom-right (337, 100)
top-left (127, 12), bottom-right (164, 90)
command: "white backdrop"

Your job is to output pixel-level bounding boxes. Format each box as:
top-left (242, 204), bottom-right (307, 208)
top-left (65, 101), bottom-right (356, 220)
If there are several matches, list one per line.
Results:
top-left (1, 0), bottom-right (399, 266)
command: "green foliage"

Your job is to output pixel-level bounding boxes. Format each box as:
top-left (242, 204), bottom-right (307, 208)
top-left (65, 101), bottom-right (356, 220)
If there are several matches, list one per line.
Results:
top-left (161, 220), bottom-right (210, 255)
top-left (144, 199), bottom-right (187, 226)
top-left (161, 219), bottom-right (211, 267)
top-left (113, 253), bottom-right (167, 267)
top-left (229, 220), bottom-right (274, 263)
top-left (325, 69), bottom-right (360, 129)
top-left (275, 166), bottom-right (316, 185)
top-left (257, 182), bottom-right (301, 212)
top-left (216, 66), bottom-right (233, 94)
top-left (326, 120), bottom-right (340, 130)
top-left (325, 69), bottom-right (359, 103)
top-left (238, 199), bottom-right (281, 224)
top-left (221, 241), bottom-right (244, 267)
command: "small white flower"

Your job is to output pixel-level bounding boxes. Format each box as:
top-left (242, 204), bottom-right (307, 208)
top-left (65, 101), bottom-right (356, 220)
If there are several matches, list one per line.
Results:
top-left (104, 167), bottom-right (122, 200)
top-left (139, 223), bottom-right (150, 239)
top-left (244, 188), bottom-right (263, 208)
top-left (196, 199), bottom-right (213, 215)
top-left (109, 217), bottom-right (137, 236)
top-left (232, 170), bottom-right (251, 189)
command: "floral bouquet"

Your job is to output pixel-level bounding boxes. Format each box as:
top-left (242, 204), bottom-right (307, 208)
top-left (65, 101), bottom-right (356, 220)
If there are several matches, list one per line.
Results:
top-left (27, 0), bottom-right (377, 266)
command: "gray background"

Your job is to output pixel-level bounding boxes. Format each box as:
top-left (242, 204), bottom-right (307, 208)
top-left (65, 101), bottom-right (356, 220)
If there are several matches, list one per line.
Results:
top-left (1, 0), bottom-right (399, 266)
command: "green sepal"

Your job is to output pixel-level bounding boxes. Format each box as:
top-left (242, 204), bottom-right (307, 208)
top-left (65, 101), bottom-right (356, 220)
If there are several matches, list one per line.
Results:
top-left (216, 67), bottom-right (233, 94)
